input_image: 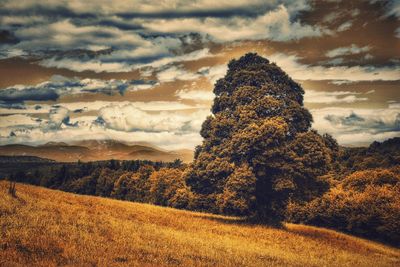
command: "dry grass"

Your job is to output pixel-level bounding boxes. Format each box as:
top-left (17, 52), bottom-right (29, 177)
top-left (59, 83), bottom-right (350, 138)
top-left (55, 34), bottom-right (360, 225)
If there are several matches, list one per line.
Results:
top-left (1, 181), bottom-right (399, 267)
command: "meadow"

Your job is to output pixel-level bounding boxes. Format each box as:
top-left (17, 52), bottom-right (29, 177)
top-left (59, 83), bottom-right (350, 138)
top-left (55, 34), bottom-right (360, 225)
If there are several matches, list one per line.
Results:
top-left (1, 181), bottom-right (399, 266)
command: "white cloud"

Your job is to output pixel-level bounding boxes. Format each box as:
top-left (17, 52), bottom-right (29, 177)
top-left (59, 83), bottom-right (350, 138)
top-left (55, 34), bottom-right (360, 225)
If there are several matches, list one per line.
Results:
top-left (138, 4), bottom-right (326, 42)
top-left (304, 90), bottom-right (368, 104)
top-left (156, 66), bottom-right (200, 83)
top-left (268, 53), bottom-right (400, 81)
top-left (199, 64), bottom-right (228, 84)
top-left (0, 76), bottom-right (158, 102)
top-left (326, 44), bottom-right (370, 58)
top-left (0, 48), bottom-right (27, 59)
top-left (337, 21), bottom-right (352, 32)
top-left (40, 58), bottom-right (131, 73)
top-left (0, 114), bottom-right (40, 128)
top-left (0, 124), bottom-right (204, 150)
top-left (0, 107), bottom-right (211, 150)
top-left (48, 107), bottom-right (70, 129)
top-left (176, 89), bottom-right (214, 101)
top-left (388, 102), bottom-right (400, 109)
top-left (311, 106), bottom-right (400, 145)
top-left (98, 104), bottom-right (210, 133)
top-left (0, 101), bottom-right (208, 118)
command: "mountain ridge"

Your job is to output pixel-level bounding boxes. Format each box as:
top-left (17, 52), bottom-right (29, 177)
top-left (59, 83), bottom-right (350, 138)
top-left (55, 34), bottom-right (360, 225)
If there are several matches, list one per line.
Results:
top-left (0, 139), bottom-right (193, 162)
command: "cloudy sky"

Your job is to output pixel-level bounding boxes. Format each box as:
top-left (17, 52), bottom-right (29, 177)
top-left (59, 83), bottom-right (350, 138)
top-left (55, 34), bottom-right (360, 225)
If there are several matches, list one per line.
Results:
top-left (0, 0), bottom-right (399, 150)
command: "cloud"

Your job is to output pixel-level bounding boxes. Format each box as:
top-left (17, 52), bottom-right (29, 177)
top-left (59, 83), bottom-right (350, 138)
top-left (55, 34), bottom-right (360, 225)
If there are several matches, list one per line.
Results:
top-left (374, 0), bottom-right (400, 19)
top-left (40, 58), bottom-right (131, 73)
top-left (0, 125), bottom-right (204, 150)
top-left (0, 1), bottom-right (320, 74)
top-left (0, 76), bottom-right (157, 102)
top-left (156, 66), bottom-right (200, 83)
top-left (0, 48), bottom-right (26, 59)
top-left (176, 89), bottom-right (214, 101)
top-left (337, 21), bottom-right (352, 32)
top-left (0, 86), bottom-right (59, 102)
top-left (0, 1), bottom-right (310, 19)
top-left (304, 90), bottom-right (368, 104)
top-left (138, 4), bottom-right (326, 42)
top-left (0, 103), bottom-right (211, 150)
top-left (198, 64), bottom-right (228, 84)
top-left (268, 53), bottom-right (400, 81)
top-left (0, 101), bottom-right (207, 117)
top-left (311, 106), bottom-right (400, 145)
top-left (11, 18), bottom-right (211, 72)
top-left (0, 114), bottom-right (40, 128)
top-left (326, 44), bottom-right (370, 58)
top-left (98, 104), bottom-right (210, 133)
top-left (48, 106), bottom-right (71, 129)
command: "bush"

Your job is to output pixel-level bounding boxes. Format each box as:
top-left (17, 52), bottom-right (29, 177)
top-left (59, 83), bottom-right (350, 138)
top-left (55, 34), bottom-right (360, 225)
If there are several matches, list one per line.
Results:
top-left (149, 168), bottom-right (190, 207)
top-left (287, 167), bottom-right (400, 246)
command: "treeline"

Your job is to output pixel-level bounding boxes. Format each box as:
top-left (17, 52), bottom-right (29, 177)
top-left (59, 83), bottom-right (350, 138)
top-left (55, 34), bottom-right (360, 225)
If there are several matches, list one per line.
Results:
top-left (5, 159), bottom-right (192, 210)
top-left (287, 166), bottom-right (400, 246)
top-left (4, 140), bottom-right (400, 246)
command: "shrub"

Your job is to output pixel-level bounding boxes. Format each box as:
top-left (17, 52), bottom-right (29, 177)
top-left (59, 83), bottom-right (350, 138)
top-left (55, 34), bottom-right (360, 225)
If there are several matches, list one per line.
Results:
top-left (287, 167), bottom-right (400, 246)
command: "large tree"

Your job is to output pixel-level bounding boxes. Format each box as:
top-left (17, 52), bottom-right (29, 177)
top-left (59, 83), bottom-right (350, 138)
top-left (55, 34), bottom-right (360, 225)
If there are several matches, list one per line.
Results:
top-left (185, 53), bottom-right (337, 222)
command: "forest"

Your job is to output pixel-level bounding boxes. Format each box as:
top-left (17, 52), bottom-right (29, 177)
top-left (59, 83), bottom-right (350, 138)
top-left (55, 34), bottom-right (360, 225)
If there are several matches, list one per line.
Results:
top-left (2, 54), bottom-right (399, 246)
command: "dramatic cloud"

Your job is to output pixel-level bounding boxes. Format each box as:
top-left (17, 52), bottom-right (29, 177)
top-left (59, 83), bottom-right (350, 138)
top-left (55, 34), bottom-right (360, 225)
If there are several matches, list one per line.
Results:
top-left (0, 0), bottom-right (399, 149)
top-left (0, 76), bottom-right (157, 103)
top-left (0, 0), bottom-right (317, 73)
top-left (0, 103), bottom-right (211, 150)
top-left (98, 104), bottom-right (210, 133)
top-left (0, 0), bottom-right (310, 19)
top-left (311, 106), bottom-right (400, 145)
top-left (138, 4), bottom-right (325, 42)
top-left (268, 53), bottom-right (400, 81)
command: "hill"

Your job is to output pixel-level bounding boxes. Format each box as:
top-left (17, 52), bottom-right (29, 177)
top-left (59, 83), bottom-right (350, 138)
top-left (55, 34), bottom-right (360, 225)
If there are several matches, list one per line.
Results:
top-left (0, 140), bottom-right (193, 163)
top-left (1, 181), bottom-right (399, 266)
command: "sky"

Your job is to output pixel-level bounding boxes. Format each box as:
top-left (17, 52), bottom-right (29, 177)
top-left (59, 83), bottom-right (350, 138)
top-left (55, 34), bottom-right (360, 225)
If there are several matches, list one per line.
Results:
top-left (0, 0), bottom-right (399, 150)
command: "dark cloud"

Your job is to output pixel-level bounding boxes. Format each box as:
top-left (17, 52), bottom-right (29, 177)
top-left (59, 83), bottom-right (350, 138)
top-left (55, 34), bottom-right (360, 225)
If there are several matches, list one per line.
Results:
top-left (115, 7), bottom-right (269, 19)
top-left (0, 87), bottom-right (59, 102)
top-left (0, 76), bottom-right (158, 102)
top-left (324, 111), bottom-right (400, 133)
top-left (0, 5), bottom-right (96, 19)
top-left (0, 30), bottom-right (19, 44)
top-left (0, 102), bottom-right (26, 109)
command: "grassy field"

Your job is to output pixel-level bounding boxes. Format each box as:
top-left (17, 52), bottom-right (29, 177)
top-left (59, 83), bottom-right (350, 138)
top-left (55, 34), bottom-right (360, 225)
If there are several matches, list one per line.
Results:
top-left (1, 181), bottom-right (399, 266)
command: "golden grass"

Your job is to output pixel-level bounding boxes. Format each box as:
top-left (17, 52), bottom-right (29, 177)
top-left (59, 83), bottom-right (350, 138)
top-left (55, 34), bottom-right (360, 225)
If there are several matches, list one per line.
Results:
top-left (1, 181), bottom-right (399, 267)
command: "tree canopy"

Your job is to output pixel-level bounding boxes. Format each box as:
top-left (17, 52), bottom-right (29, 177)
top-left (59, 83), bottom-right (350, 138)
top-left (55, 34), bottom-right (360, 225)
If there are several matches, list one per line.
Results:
top-left (185, 53), bottom-right (337, 222)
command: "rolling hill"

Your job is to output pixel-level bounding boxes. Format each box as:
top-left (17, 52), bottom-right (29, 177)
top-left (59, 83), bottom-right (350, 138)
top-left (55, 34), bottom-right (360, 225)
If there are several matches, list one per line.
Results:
top-left (1, 181), bottom-right (399, 266)
top-left (0, 140), bottom-right (193, 163)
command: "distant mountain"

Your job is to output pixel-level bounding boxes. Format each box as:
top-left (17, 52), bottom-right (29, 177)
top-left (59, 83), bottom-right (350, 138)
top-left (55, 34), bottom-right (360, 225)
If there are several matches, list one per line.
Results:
top-left (0, 140), bottom-right (193, 163)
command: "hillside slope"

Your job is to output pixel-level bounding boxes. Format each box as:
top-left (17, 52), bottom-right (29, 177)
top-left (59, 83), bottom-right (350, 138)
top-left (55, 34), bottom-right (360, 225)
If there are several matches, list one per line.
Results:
top-left (0, 140), bottom-right (193, 163)
top-left (1, 182), bottom-right (399, 267)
